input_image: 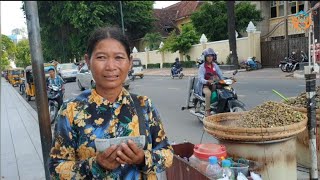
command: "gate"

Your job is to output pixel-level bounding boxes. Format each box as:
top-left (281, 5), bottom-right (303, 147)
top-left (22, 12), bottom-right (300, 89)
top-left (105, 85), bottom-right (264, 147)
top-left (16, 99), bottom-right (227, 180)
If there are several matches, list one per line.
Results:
top-left (261, 37), bottom-right (308, 67)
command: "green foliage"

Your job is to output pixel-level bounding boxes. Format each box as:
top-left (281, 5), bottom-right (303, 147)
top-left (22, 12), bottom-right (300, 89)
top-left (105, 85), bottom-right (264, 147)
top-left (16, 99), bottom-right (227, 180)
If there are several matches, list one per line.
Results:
top-left (159, 30), bottom-right (178, 53)
top-left (181, 61), bottom-right (196, 68)
top-left (22, 1), bottom-right (155, 63)
top-left (143, 32), bottom-right (162, 51)
top-left (1, 35), bottom-right (16, 70)
top-left (235, 2), bottom-right (263, 33)
top-left (191, 1), bottom-right (263, 41)
top-left (162, 63), bottom-right (173, 68)
top-left (1, 51), bottom-right (10, 71)
top-left (159, 24), bottom-right (199, 58)
top-left (226, 54), bottom-right (232, 65)
top-left (15, 39), bottom-right (31, 68)
top-left (1, 35), bottom-right (16, 59)
top-left (147, 63), bottom-right (160, 69)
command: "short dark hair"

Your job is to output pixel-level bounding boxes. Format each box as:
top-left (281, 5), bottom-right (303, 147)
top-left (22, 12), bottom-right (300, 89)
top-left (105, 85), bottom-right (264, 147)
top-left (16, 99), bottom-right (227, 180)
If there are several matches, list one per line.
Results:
top-left (86, 26), bottom-right (131, 59)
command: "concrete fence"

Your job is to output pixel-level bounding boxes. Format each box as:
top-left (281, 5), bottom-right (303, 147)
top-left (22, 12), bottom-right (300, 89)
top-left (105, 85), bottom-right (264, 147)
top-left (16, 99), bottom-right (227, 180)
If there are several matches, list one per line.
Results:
top-left (132, 23), bottom-right (261, 69)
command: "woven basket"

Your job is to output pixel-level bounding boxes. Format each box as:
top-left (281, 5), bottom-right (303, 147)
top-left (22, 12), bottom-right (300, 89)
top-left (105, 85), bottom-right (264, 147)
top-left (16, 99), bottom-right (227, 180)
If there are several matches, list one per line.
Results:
top-left (203, 112), bottom-right (308, 142)
top-left (284, 97), bottom-right (320, 120)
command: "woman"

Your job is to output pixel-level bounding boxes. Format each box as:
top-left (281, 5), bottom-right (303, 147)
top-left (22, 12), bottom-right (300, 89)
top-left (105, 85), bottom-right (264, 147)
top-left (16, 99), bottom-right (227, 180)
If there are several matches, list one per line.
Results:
top-left (195, 48), bottom-right (223, 117)
top-left (49, 26), bottom-right (173, 179)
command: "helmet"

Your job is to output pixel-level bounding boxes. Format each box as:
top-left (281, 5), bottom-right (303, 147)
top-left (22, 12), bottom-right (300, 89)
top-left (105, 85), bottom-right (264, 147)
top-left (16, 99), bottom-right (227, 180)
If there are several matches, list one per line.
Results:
top-left (175, 57), bottom-right (179, 62)
top-left (202, 48), bottom-right (217, 61)
top-left (48, 66), bottom-right (55, 72)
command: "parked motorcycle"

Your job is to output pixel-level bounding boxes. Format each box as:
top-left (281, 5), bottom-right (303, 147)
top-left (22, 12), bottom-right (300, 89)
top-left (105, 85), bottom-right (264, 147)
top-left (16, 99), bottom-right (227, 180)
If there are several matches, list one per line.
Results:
top-left (279, 51), bottom-right (308, 72)
top-left (128, 69), bottom-right (135, 81)
top-left (240, 57), bottom-right (262, 71)
top-left (47, 84), bottom-right (64, 124)
top-left (181, 70), bottom-right (246, 122)
top-left (171, 65), bottom-right (184, 79)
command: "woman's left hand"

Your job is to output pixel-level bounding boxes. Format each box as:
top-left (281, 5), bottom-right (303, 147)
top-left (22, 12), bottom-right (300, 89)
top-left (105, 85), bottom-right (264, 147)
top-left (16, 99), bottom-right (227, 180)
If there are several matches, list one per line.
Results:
top-left (116, 140), bottom-right (145, 165)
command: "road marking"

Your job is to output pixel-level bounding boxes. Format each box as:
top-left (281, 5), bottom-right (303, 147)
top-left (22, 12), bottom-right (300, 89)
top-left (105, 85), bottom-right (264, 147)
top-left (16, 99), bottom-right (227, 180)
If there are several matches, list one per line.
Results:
top-left (135, 84), bottom-right (142, 87)
top-left (167, 87), bottom-right (180, 90)
top-left (237, 94), bottom-right (246, 98)
top-left (71, 93), bottom-right (80, 96)
top-left (298, 84), bottom-right (305, 87)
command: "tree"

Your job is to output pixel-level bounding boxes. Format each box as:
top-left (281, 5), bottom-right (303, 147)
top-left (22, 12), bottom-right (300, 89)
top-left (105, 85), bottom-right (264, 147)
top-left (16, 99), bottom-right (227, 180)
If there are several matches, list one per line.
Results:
top-left (1, 35), bottom-right (16, 60)
top-left (191, 1), bottom-right (263, 41)
top-left (1, 35), bottom-right (16, 70)
top-left (160, 24), bottom-right (199, 61)
top-left (22, 1), bottom-right (155, 62)
top-left (15, 39), bottom-right (31, 68)
top-left (143, 32), bottom-right (163, 51)
top-left (227, 1), bottom-right (238, 68)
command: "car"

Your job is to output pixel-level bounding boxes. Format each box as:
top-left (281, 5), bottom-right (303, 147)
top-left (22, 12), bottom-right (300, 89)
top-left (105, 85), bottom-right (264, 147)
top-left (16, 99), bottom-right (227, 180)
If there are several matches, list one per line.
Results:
top-left (132, 58), bottom-right (144, 79)
top-left (57, 63), bottom-right (78, 82)
top-left (76, 63), bottom-right (130, 91)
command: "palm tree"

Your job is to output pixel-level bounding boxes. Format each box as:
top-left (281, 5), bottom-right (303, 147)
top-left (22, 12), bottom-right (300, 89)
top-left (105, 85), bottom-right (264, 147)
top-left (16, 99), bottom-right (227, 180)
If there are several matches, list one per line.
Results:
top-left (143, 32), bottom-right (163, 51)
top-left (227, 1), bottom-right (239, 68)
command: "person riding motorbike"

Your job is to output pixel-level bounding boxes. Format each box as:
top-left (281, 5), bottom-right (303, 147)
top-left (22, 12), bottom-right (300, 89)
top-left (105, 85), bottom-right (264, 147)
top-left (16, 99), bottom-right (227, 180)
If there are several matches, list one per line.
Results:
top-left (171, 57), bottom-right (183, 75)
top-left (46, 67), bottom-right (65, 107)
top-left (195, 48), bottom-right (223, 117)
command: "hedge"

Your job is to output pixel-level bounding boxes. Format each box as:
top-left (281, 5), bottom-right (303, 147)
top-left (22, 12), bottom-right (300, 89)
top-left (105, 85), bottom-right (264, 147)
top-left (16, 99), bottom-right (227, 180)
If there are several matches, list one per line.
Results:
top-left (143, 61), bottom-right (197, 69)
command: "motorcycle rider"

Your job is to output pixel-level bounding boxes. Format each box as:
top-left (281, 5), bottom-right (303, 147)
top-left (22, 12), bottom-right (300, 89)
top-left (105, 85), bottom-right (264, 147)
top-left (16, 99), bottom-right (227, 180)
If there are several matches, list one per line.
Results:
top-left (195, 48), bottom-right (223, 117)
top-left (171, 57), bottom-right (182, 75)
top-left (46, 67), bottom-right (65, 107)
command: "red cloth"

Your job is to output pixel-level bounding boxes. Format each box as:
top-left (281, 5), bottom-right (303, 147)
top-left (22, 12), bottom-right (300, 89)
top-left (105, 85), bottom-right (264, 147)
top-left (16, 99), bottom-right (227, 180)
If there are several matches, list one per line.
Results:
top-left (204, 63), bottom-right (218, 80)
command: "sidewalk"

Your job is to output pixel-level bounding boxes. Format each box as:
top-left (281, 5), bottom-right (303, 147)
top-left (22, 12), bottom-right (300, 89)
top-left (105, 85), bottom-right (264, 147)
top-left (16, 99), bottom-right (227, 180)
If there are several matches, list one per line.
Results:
top-left (1, 78), bottom-right (45, 180)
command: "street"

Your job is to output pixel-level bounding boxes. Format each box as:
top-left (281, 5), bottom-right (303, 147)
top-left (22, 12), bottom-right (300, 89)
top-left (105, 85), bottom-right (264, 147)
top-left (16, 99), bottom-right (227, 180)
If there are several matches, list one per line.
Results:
top-left (12, 68), bottom-right (320, 145)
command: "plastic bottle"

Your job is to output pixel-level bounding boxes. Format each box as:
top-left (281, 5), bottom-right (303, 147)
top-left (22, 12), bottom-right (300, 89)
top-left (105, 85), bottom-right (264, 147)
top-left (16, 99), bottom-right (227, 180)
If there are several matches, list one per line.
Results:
top-left (206, 156), bottom-right (223, 179)
top-left (221, 160), bottom-right (235, 180)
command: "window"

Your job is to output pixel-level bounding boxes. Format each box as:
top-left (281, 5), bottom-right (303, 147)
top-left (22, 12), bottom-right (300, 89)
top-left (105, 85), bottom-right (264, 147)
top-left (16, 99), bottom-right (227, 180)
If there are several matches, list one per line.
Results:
top-left (290, 1), bottom-right (297, 14)
top-left (298, 1), bottom-right (304, 12)
top-left (271, 1), bottom-right (277, 18)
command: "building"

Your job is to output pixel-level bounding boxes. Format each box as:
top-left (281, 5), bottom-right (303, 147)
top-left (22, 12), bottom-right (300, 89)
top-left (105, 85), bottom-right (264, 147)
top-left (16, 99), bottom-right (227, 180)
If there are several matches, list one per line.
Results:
top-left (133, 1), bottom-right (204, 51)
top-left (8, 28), bottom-right (27, 44)
top-left (250, 1), bottom-right (316, 67)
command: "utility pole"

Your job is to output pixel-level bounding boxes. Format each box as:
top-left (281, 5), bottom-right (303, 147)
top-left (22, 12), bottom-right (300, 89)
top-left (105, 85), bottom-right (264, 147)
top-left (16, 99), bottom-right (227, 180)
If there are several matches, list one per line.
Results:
top-left (305, 2), bottom-right (320, 179)
top-left (119, 1), bottom-right (125, 35)
top-left (284, 1), bottom-right (289, 57)
top-left (25, 2), bottom-right (52, 180)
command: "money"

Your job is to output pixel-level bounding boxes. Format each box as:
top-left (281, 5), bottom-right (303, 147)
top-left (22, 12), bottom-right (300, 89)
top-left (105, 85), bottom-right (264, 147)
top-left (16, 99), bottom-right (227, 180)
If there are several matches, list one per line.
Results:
top-left (95, 135), bottom-right (146, 152)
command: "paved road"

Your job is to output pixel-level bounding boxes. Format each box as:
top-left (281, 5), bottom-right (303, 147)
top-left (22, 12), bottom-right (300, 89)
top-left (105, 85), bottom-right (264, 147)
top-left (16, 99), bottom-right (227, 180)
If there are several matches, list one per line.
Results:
top-left (13, 69), bottom-right (320, 145)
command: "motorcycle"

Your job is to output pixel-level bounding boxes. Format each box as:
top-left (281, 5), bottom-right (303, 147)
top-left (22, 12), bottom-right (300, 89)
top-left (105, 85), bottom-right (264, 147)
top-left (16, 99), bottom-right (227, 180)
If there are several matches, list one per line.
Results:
top-left (47, 84), bottom-right (64, 124)
top-left (128, 69), bottom-right (135, 81)
top-left (279, 51), bottom-right (308, 72)
top-left (181, 70), bottom-right (246, 122)
top-left (19, 78), bottom-right (26, 95)
top-left (171, 65), bottom-right (184, 79)
top-left (240, 57), bottom-right (262, 71)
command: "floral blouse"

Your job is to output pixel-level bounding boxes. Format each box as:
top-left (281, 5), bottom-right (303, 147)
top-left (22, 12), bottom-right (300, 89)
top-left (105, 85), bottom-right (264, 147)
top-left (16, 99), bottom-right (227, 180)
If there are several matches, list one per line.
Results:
top-left (49, 88), bottom-right (173, 180)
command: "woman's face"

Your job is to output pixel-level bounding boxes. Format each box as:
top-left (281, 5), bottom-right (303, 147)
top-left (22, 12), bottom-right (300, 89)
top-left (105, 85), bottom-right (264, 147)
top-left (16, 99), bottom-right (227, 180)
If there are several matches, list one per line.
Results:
top-left (85, 38), bottom-right (131, 90)
top-left (205, 55), bottom-right (213, 63)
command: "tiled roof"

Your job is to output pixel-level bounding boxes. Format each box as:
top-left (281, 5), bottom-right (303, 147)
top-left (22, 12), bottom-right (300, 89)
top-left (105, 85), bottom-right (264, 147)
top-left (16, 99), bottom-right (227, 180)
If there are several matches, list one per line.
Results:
top-left (153, 1), bottom-right (204, 36)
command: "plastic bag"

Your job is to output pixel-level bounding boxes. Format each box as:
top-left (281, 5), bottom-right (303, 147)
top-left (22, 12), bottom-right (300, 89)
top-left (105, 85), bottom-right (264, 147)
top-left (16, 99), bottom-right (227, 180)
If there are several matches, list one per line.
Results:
top-left (237, 172), bottom-right (248, 180)
top-left (250, 172), bottom-right (262, 180)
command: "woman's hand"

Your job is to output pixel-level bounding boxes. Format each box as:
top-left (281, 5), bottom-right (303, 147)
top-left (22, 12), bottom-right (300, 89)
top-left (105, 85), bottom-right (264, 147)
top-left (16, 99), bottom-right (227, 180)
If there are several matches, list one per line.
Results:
top-left (116, 140), bottom-right (145, 165)
top-left (96, 145), bottom-right (121, 171)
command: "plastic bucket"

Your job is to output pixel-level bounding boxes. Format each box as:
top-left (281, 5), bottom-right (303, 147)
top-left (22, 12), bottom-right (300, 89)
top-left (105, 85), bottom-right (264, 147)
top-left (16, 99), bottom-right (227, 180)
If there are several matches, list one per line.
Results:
top-left (230, 162), bottom-right (249, 176)
top-left (193, 143), bottom-right (227, 161)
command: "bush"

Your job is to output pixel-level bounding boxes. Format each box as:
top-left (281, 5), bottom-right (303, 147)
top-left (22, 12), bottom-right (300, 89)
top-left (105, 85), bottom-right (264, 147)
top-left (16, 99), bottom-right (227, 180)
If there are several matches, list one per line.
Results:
top-left (226, 54), bottom-right (232, 65)
top-left (163, 63), bottom-right (173, 68)
top-left (146, 63), bottom-right (160, 69)
top-left (181, 61), bottom-right (196, 68)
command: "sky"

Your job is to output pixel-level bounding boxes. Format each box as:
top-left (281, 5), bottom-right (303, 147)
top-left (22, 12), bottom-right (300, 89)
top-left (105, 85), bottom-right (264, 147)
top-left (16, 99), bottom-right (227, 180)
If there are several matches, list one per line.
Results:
top-left (0, 1), bottom-right (180, 36)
